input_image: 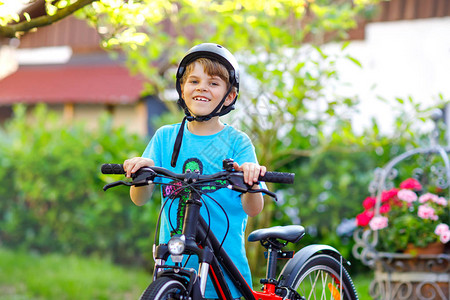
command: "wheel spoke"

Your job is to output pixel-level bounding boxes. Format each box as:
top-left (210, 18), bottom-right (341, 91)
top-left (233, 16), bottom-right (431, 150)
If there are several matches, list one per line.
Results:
top-left (290, 254), bottom-right (358, 300)
top-left (321, 271), bottom-right (328, 300)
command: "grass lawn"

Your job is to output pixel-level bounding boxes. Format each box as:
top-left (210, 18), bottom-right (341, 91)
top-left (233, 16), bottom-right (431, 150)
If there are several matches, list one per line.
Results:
top-left (0, 247), bottom-right (374, 299)
top-left (352, 272), bottom-right (373, 300)
top-left (0, 247), bottom-right (151, 300)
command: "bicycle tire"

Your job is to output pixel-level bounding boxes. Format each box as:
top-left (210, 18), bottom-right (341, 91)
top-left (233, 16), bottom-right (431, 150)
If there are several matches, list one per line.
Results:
top-left (139, 277), bottom-right (187, 300)
top-left (288, 254), bottom-right (358, 300)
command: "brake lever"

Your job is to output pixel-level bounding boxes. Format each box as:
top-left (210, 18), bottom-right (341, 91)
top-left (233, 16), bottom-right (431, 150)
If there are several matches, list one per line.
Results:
top-left (227, 173), bottom-right (278, 200)
top-left (247, 188), bottom-right (278, 200)
top-left (103, 169), bottom-right (157, 191)
top-left (103, 180), bottom-right (132, 191)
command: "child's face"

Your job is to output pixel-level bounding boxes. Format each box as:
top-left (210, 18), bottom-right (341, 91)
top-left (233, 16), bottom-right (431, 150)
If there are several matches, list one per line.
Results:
top-left (181, 62), bottom-right (235, 117)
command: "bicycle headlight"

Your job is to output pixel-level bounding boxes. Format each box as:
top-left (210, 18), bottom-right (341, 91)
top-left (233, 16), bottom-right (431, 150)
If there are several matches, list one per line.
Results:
top-left (168, 234), bottom-right (186, 255)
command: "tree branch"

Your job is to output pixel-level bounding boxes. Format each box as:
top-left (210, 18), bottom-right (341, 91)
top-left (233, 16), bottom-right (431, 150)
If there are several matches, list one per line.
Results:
top-left (0, 0), bottom-right (98, 38)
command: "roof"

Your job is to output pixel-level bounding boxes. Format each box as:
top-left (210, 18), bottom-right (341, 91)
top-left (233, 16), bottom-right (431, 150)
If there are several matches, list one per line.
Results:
top-left (0, 64), bottom-right (146, 105)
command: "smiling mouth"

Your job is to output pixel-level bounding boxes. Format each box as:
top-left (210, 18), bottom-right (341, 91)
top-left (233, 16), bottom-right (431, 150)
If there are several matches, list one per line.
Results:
top-left (193, 97), bottom-right (210, 102)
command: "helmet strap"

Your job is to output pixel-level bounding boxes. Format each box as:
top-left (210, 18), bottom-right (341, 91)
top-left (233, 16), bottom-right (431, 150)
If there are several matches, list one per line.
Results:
top-left (199, 83), bottom-right (233, 121)
top-left (171, 116), bottom-right (188, 167)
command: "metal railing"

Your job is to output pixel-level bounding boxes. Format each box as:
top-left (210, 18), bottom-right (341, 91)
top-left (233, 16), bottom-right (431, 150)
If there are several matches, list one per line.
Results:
top-left (352, 109), bottom-right (450, 300)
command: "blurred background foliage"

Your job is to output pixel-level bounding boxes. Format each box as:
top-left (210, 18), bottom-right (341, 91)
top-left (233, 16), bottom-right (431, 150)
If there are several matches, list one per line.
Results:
top-left (1, 0), bottom-right (449, 294)
top-left (0, 104), bottom-right (158, 267)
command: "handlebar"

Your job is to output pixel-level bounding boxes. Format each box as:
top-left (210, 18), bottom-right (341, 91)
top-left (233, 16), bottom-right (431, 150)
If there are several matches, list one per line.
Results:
top-left (101, 163), bottom-right (295, 184)
top-left (101, 160), bottom-right (294, 200)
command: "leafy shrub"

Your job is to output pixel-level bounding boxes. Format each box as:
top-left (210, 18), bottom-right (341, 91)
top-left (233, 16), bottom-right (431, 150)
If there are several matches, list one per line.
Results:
top-left (0, 104), bottom-right (157, 267)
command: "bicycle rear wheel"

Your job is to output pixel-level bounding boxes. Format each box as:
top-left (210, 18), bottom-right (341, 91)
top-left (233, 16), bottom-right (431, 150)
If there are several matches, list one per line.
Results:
top-left (139, 277), bottom-right (187, 300)
top-left (288, 254), bottom-right (358, 300)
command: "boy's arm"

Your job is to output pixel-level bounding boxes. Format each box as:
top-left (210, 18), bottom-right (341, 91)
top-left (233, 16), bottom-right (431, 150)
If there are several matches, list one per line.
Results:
top-left (124, 157), bottom-right (155, 206)
top-left (241, 188), bottom-right (264, 217)
top-left (233, 162), bottom-right (266, 217)
top-left (130, 185), bottom-right (154, 206)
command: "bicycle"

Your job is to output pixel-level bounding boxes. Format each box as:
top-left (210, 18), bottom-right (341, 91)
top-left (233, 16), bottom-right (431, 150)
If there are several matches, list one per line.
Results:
top-left (101, 159), bottom-right (358, 300)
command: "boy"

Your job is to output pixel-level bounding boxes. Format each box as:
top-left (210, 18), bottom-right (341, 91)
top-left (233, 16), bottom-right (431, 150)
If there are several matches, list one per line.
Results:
top-left (124, 43), bottom-right (266, 299)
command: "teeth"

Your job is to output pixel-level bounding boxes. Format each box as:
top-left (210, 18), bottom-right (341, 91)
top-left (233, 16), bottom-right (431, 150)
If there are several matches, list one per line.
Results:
top-left (194, 97), bottom-right (210, 102)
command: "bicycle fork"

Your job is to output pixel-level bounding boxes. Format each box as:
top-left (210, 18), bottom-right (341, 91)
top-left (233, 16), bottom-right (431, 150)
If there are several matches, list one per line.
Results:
top-left (152, 192), bottom-right (211, 297)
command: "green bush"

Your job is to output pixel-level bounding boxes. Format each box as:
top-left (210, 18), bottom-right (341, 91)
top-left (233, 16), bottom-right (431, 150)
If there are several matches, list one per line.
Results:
top-left (0, 104), bottom-right (157, 267)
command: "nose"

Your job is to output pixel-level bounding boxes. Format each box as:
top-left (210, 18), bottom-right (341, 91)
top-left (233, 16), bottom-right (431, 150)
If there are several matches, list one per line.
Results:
top-left (196, 82), bottom-right (207, 91)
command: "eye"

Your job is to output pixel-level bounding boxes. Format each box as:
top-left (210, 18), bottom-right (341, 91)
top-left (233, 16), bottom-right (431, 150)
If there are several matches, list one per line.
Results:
top-left (211, 79), bottom-right (223, 86)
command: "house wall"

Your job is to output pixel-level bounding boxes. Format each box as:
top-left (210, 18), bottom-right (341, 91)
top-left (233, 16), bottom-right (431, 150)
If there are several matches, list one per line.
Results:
top-left (325, 17), bottom-right (450, 135)
top-left (108, 102), bottom-right (148, 136)
top-left (68, 102), bottom-right (148, 136)
top-left (17, 15), bottom-right (102, 53)
top-left (0, 102), bottom-right (148, 136)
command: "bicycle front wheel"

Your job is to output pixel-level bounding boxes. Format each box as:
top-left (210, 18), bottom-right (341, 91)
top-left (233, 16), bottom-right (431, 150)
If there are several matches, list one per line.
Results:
top-left (289, 254), bottom-right (358, 300)
top-left (139, 277), bottom-right (187, 300)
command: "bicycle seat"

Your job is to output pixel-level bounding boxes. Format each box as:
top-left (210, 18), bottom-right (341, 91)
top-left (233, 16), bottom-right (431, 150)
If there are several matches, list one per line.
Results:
top-left (248, 225), bottom-right (305, 243)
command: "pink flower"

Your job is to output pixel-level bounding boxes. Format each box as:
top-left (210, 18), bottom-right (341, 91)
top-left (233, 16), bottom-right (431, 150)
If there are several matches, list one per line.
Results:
top-left (397, 189), bottom-right (417, 203)
top-left (418, 193), bottom-right (439, 204)
top-left (417, 205), bottom-right (437, 220)
top-left (379, 203), bottom-right (391, 214)
top-left (399, 178), bottom-right (422, 190)
top-left (435, 197), bottom-right (448, 206)
top-left (369, 216), bottom-right (388, 231)
top-left (363, 197), bottom-right (376, 210)
top-left (356, 210), bottom-right (374, 227)
top-left (439, 230), bottom-right (450, 244)
top-left (381, 188), bottom-right (398, 202)
top-left (435, 223), bottom-right (449, 235)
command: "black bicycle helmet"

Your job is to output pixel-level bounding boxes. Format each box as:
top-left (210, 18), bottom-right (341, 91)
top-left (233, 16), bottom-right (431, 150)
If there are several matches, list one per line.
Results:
top-left (171, 43), bottom-right (240, 168)
top-left (175, 43), bottom-right (240, 121)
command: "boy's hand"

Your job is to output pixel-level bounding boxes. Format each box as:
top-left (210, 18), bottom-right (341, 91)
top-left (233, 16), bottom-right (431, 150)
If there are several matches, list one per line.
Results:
top-left (123, 157), bottom-right (155, 178)
top-left (233, 162), bottom-right (266, 186)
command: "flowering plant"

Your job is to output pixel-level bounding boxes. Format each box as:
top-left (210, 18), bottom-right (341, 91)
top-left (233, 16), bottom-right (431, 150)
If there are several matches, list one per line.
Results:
top-left (356, 178), bottom-right (450, 253)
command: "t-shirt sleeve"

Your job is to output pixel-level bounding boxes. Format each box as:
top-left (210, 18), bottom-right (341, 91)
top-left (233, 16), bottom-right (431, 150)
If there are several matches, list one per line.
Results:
top-left (232, 131), bottom-right (267, 190)
top-left (142, 129), bottom-right (162, 166)
top-left (233, 132), bottom-right (258, 166)
top-left (142, 128), bottom-right (164, 183)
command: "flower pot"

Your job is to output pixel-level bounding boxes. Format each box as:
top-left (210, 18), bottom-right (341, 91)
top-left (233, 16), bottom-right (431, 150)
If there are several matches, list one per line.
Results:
top-left (404, 242), bottom-right (445, 256)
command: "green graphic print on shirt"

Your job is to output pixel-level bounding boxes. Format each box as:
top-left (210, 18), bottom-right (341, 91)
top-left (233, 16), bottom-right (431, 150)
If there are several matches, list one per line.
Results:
top-left (162, 158), bottom-right (228, 235)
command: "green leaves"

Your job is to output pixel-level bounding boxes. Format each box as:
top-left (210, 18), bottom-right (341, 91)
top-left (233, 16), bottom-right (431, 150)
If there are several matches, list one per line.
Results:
top-left (0, 105), bottom-right (156, 266)
top-left (346, 54), bottom-right (362, 68)
top-left (45, 0), bottom-right (58, 16)
top-left (23, 12), bottom-right (31, 22)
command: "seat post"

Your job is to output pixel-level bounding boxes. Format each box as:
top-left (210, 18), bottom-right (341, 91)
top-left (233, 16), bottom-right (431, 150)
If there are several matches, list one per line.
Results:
top-left (266, 245), bottom-right (279, 281)
top-left (260, 243), bottom-right (281, 295)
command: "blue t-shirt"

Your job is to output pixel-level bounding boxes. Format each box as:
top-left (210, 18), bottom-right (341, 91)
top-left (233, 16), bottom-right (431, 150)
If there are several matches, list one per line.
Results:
top-left (142, 122), bottom-right (259, 298)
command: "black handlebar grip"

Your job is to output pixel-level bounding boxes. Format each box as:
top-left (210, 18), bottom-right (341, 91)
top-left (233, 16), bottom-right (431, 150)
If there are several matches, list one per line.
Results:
top-left (101, 164), bottom-right (125, 174)
top-left (259, 172), bottom-right (294, 184)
